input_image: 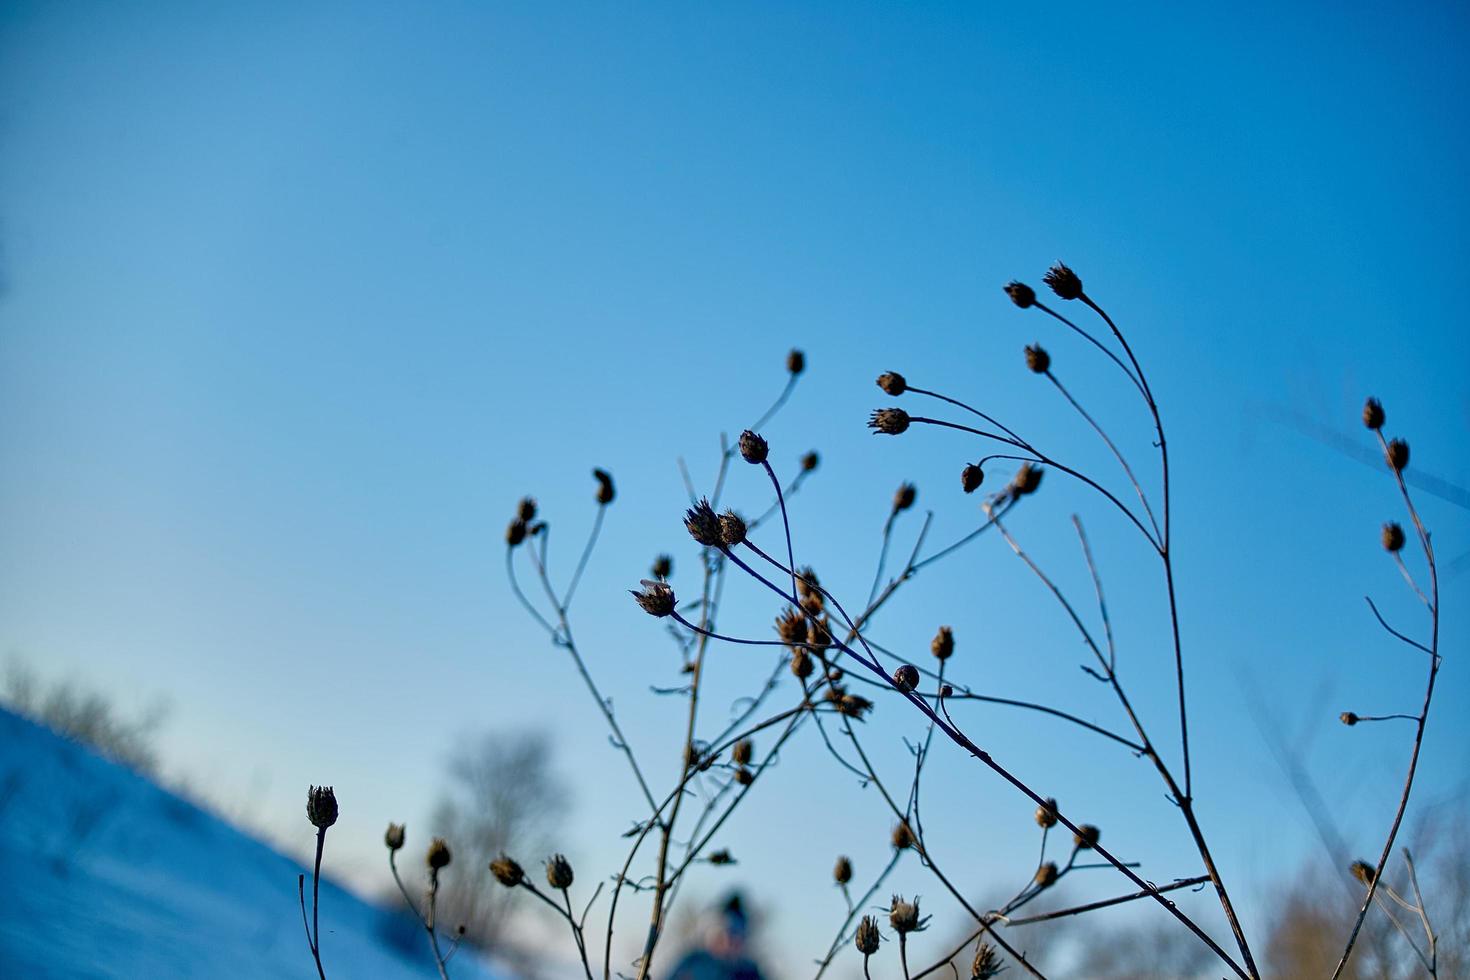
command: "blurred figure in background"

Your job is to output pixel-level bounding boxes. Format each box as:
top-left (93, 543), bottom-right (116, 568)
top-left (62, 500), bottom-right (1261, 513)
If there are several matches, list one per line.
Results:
top-left (668, 893), bottom-right (765, 980)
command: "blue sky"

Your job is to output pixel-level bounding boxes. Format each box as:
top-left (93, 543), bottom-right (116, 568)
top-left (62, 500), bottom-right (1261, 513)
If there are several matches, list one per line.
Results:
top-left (1, 1), bottom-right (1466, 974)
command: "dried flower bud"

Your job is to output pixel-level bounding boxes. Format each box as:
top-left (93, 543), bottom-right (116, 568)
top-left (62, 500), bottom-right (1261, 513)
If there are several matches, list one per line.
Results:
top-left (1386, 438), bottom-right (1409, 472)
top-left (1073, 824), bottom-right (1100, 849)
top-left (426, 837), bottom-right (452, 870)
top-left (1004, 281), bottom-right (1036, 309)
top-left (718, 510), bottom-right (747, 547)
top-left (306, 786), bottom-right (338, 830)
top-left (801, 450), bottom-right (820, 472)
top-left (893, 482), bottom-right (917, 512)
top-left (707, 848), bottom-right (735, 865)
top-left (1024, 343), bottom-right (1051, 373)
top-left (1034, 861), bottom-right (1059, 888)
top-left (506, 519), bottom-right (527, 547)
top-left (893, 664), bottom-right (920, 693)
top-left (739, 430), bottom-right (769, 465)
top-left (796, 566), bottom-right (821, 600)
top-left (733, 766), bottom-right (754, 786)
top-left (384, 822), bottom-right (406, 851)
top-left (971, 943), bottom-right (1004, 979)
top-left (732, 739), bottom-right (754, 766)
top-left (1013, 463), bottom-right (1043, 496)
top-left (931, 626), bottom-right (954, 661)
top-left (807, 616), bottom-right (833, 652)
top-left (1035, 798), bottom-right (1059, 828)
top-left (891, 820), bottom-right (916, 850)
top-left (855, 915), bottom-right (881, 955)
top-left (1350, 860), bottom-right (1376, 886)
top-left (652, 554), bottom-right (673, 579)
top-left (787, 349), bottom-right (805, 375)
top-left (961, 464), bottom-right (984, 494)
top-left (1043, 262), bottom-right (1083, 301)
top-left (889, 894), bottom-right (921, 934)
top-left (1382, 522), bottom-right (1405, 552)
top-left (631, 579), bottom-right (676, 617)
top-left (1363, 397), bottom-right (1385, 430)
top-left (546, 853), bottom-right (574, 890)
top-left (834, 855), bottom-right (853, 885)
top-left (940, 683), bottom-right (953, 697)
top-left (1340, 711), bottom-right (1359, 726)
top-left (517, 497), bottom-right (537, 522)
top-left (684, 498), bottom-right (722, 546)
top-left (790, 648), bottom-right (815, 679)
top-left (490, 854), bottom-right (524, 887)
top-left (869, 408), bottom-right (910, 435)
top-left (826, 664), bottom-right (844, 683)
top-left (592, 468), bottom-right (615, 505)
top-left (877, 371), bottom-right (907, 396)
top-left (776, 607), bottom-right (808, 646)
top-left (837, 693), bottom-right (873, 719)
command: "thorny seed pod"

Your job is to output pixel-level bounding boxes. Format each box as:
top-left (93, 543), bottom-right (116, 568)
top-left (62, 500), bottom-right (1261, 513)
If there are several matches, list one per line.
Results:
top-left (1024, 343), bottom-right (1051, 374)
top-left (889, 894), bottom-right (921, 934)
top-left (506, 519), bottom-right (527, 547)
top-left (733, 766), bottom-right (754, 786)
top-left (1043, 262), bottom-right (1083, 301)
top-left (592, 468), bottom-right (615, 505)
top-left (1350, 860), bottom-right (1376, 886)
top-left (517, 497), bottom-right (537, 522)
top-left (877, 371), bottom-right (907, 396)
top-left (869, 408), bottom-right (910, 435)
top-left (1035, 798), bottom-right (1059, 828)
top-left (972, 943), bottom-right (1004, 979)
top-left (834, 855), bottom-right (853, 885)
top-left (739, 430), bottom-right (769, 465)
top-left (893, 482), bottom-right (918, 512)
top-left (1004, 281), bottom-right (1036, 309)
top-left (1386, 438), bottom-right (1410, 472)
top-left (490, 854), bottom-right (524, 887)
top-left (1034, 862), bottom-right (1059, 888)
top-left (1073, 824), bottom-right (1101, 849)
top-left (891, 820), bottom-right (917, 851)
top-left (837, 693), bottom-right (874, 720)
top-left (426, 837), bottom-right (452, 870)
top-left (546, 854), bottom-right (574, 890)
top-left (893, 664), bottom-right (920, 693)
top-left (732, 739), bottom-right (754, 766)
top-left (307, 786), bottom-right (338, 830)
top-left (1013, 463), bottom-right (1044, 497)
top-left (631, 579), bottom-right (676, 617)
top-left (931, 625), bottom-right (954, 661)
top-left (787, 348), bottom-right (806, 375)
top-left (961, 464), bottom-right (984, 494)
top-left (718, 510), bottom-right (747, 547)
top-left (855, 915), bottom-right (881, 956)
top-left (1363, 397), bottom-right (1385, 430)
top-left (776, 607), bottom-right (808, 646)
top-left (1340, 711), bottom-right (1360, 726)
top-left (707, 849), bottom-right (735, 865)
top-left (801, 450), bottom-right (820, 472)
top-left (652, 554), bottom-right (673, 579)
top-left (790, 648), bottom-right (815, 679)
top-left (684, 498), bottom-right (723, 547)
top-left (1382, 522), bottom-right (1405, 552)
top-left (384, 823), bottom-right (406, 851)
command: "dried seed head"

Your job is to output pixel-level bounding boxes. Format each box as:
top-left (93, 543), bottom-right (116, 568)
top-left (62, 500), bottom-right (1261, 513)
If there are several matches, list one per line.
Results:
top-left (426, 837), bottom-right (452, 870)
top-left (855, 915), bottom-right (881, 955)
top-left (651, 554), bottom-right (673, 579)
top-left (733, 766), bottom-right (754, 786)
top-left (1034, 861), bottom-right (1059, 888)
top-left (1035, 798), bottom-right (1059, 828)
top-left (1024, 343), bottom-right (1051, 374)
top-left (1043, 262), bottom-right (1083, 301)
top-left (1382, 522), bottom-right (1405, 552)
top-left (1013, 463), bottom-right (1044, 496)
top-left (1340, 711), bottom-right (1360, 726)
top-left (1363, 397), bottom-right (1385, 430)
top-left (931, 626), bottom-right (955, 661)
top-left (869, 408), bottom-right (910, 435)
top-left (961, 464), bottom-right (984, 494)
top-left (877, 371), bottom-right (907, 396)
top-left (592, 468), bottom-right (615, 505)
top-left (1004, 281), bottom-right (1036, 309)
top-left (889, 894), bottom-right (921, 934)
top-left (776, 606), bottom-right (808, 646)
top-left (1350, 860), bottom-right (1376, 886)
top-left (787, 348), bottom-right (806, 375)
top-left (1073, 824), bottom-right (1101, 849)
top-left (971, 943), bottom-right (1004, 979)
top-left (837, 693), bottom-right (874, 719)
top-left (707, 848), bottom-right (735, 865)
top-left (801, 450), bottom-right (820, 472)
top-left (796, 566), bottom-right (821, 600)
top-left (684, 498), bottom-right (723, 547)
top-left (892, 820), bottom-right (917, 850)
top-left (940, 683), bottom-right (953, 697)
top-left (1386, 438), bottom-right (1410, 472)
top-left (718, 510), bottom-right (747, 547)
top-left (506, 519), bottom-right (527, 547)
top-left (490, 853), bottom-right (524, 887)
top-left (732, 739), bottom-right (754, 766)
top-left (826, 664), bottom-right (844, 683)
top-left (517, 497), bottom-right (537, 522)
top-left (834, 855), bottom-right (853, 884)
top-left (306, 786), bottom-right (338, 830)
top-left (631, 579), bottom-right (677, 617)
top-left (807, 616), bottom-right (833, 652)
top-left (893, 482), bottom-right (918, 512)
top-left (790, 648), bottom-right (815, 679)
top-left (546, 853), bottom-right (574, 890)
top-left (739, 429), bottom-right (769, 465)
top-left (384, 822), bottom-right (406, 851)
top-left (893, 664), bottom-right (920, 693)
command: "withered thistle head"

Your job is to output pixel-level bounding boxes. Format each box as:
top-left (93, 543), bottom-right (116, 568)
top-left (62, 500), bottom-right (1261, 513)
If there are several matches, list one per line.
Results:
top-left (1034, 861), bottom-right (1059, 888)
top-left (877, 371), bottom-right (907, 396)
top-left (684, 498), bottom-right (723, 547)
top-left (893, 664), bottom-right (920, 693)
top-left (787, 348), bottom-right (806, 375)
top-left (1034, 798), bottom-right (1059, 828)
top-left (506, 519), bottom-right (527, 547)
top-left (893, 482), bottom-right (918, 512)
top-left (1043, 262), bottom-right (1083, 301)
top-left (837, 692), bottom-right (874, 719)
top-left (834, 855), bottom-right (853, 884)
top-left (1386, 438), bottom-right (1410, 472)
top-left (593, 468), bottom-right (616, 505)
top-left (546, 853), bottom-right (574, 890)
top-left (306, 785), bottom-right (338, 830)
top-left (971, 943), bottom-right (1004, 979)
top-left (776, 606), bottom-right (808, 646)
top-left (1340, 711), bottom-right (1360, 726)
top-left (1382, 522), bottom-right (1405, 552)
top-left (1350, 860), bottom-right (1376, 886)
top-left (1004, 280), bottom-right (1036, 309)
top-left (426, 837), bottom-right (452, 870)
top-left (889, 894), bottom-right (922, 934)
top-left (517, 496), bottom-right (537, 522)
top-left (807, 616), bottom-right (833, 652)
top-left (631, 579), bottom-right (676, 617)
top-left (796, 566), bottom-right (821, 600)
top-left (739, 429), bottom-right (769, 465)
top-left (1024, 343), bottom-right (1051, 374)
top-left (1363, 397), bottom-right (1385, 430)
top-left (1013, 463), bottom-right (1044, 497)
top-left (801, 450), bottom-right (820, 472)
top-left (869, 408), bottom-right (910, 435)
top-left (651, 554), bottom-right (673, 579)
top-left (790, 648), bottom-right (815, 679)
top-left (490, 853), bottom-right (524, 887)
top-left (384, 822), bottom-right (406, 851)
top-left (733, 766), bottom-right (754, 786)
top-left (855, 915), bottom-right (881, 955)
top-left (931, 625), bottom-right (954, 661)
top-left (732, 739), bottom-right (754, 766)
top-left (1073, 824), bottom-right (1101, 849)
top-left (718, 509), bottom-right (747, 547)
top-left (891, 820), bottom-right (917, 850)
top-left (961, 464), bottom-right (984, 494)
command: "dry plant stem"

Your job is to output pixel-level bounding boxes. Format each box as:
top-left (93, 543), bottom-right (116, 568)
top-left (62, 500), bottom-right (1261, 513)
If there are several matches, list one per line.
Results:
top-left (1033, 300), bottom-right (1145, 398)
top-left (561, 504), bottom-right (606, 609)
top-left (906, 384), bottom-right (1029, 445)
top-left (387, 851), bottom-right (451, 980)
top-left (1047, 372), bottom-right (1161, 541)
top-left (899, 933), bottom-right (911, 979)
top-left (813, 851), bottom-right (901, 978)
top-left (1330, 433), bottom-right (1440, 980)
top-left (518, 882), bottom-right (595, 980)
top-left (1404, 849), bottom-right (1438, 977)
top-left (297, 827), bottom-right (328, 980)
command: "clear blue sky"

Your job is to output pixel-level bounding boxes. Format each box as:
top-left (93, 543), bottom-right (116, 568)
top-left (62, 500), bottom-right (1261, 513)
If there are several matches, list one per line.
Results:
top-left (1, 1), bottom-right (1465, 974)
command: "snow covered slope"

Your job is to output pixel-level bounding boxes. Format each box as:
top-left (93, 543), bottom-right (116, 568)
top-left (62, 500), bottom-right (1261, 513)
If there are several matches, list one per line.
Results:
top-left (0, 707), bottom-right (500, 979)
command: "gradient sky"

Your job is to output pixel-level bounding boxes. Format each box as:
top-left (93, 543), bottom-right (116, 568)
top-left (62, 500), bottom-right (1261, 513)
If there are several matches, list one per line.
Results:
top-left (2, 2), bottom-right (1466, 976)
